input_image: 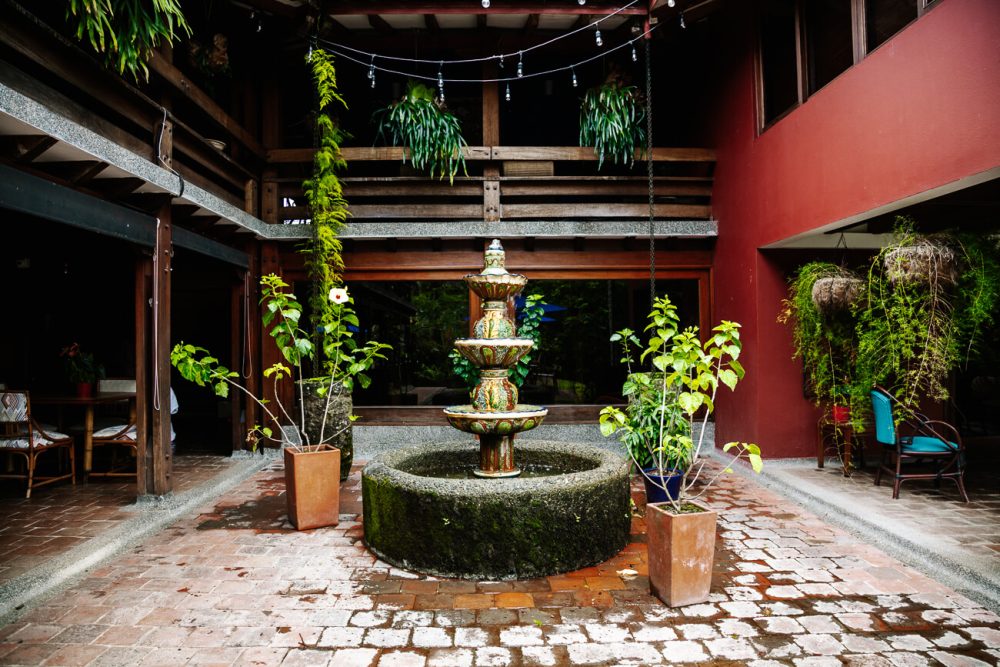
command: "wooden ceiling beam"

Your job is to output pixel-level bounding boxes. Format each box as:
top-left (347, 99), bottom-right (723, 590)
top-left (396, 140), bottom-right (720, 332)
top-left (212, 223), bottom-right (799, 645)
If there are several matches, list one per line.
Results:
top-left (477, 14), bottom-right (488, 29)
top-left (523, 13), bottom-right (540, 36)
top-left (327, 3), bottom-right (646, 15)
top-left (367, 14), bottom-right (394, 32)
top-left (90, 177), bottom-right (145, 198)
top-left (572, 14), bottom-right (595, 29)
top-left (16, 136), bottom-right (57, 163)
top-left (424, 14), bottom-right (440, 32)
top-left (69, 161), bottom-right (110, 185)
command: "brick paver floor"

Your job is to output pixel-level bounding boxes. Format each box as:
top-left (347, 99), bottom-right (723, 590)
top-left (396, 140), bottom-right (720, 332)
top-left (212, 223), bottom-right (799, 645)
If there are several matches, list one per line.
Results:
top-left (1, 457), bottom-right (998, 666)
top-left (0, 455), bottom-right (241, 587)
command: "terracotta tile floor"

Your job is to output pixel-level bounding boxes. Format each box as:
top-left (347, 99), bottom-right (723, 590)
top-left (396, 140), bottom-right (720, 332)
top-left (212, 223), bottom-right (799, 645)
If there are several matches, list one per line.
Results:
top-left (0, 455), bottom-right (240, 586)
top-left (1, 457), bottom-right (998, 666)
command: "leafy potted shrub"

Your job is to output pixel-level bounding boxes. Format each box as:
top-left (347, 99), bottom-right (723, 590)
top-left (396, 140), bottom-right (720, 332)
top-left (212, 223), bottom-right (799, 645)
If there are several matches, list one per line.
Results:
top-left (600, 296), bottom-right (762, 607)
top-left (172, 276), bottom-right (388, 530)
top-left (60, 342), bottom-right (105, 398)
top-left (778, 262), bottom-right (862, 425)
top-left (373, 81), bottom-right (468, 184)
top-left (579, 76), bottom-right (646, 169)
top-left (852, 218), bottom-right (1000, 419)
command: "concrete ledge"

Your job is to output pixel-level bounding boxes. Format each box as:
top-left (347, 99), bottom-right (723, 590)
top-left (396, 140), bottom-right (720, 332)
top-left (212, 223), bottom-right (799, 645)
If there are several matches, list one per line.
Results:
top-left (0, 454), bottom-right (274, 625)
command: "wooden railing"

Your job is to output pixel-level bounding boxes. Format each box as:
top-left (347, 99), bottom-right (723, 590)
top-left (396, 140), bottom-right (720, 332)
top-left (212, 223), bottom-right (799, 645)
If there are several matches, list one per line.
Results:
top-left (265, 146), bottom-right (715, 225)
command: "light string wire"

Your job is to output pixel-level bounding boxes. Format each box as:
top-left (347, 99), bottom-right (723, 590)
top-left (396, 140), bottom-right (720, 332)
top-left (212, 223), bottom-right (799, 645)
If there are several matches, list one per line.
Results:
top-left (320, 24), bottom-right (659, 85)
top-left (320, 0), bottom-right (640, 67)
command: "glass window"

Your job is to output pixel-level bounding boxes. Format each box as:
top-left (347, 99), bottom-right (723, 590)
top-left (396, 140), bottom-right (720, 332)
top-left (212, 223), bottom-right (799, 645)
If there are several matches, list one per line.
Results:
top-left (805, 0), bottom-right (854, 94)
top-left (866, 0), bottom-right (918, 51)
top-left (760, 0), bottom-right (799, 126)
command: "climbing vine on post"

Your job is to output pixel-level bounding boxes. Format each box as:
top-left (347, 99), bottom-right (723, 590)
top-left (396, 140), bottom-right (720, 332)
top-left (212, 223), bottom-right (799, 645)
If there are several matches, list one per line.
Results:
top-left (302, 48), bottom-right (351, 373)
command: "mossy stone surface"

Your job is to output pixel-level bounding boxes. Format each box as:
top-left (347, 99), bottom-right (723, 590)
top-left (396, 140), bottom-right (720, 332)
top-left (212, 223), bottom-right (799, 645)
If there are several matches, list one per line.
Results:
top-left (362, 441), bottom-right (631, 580)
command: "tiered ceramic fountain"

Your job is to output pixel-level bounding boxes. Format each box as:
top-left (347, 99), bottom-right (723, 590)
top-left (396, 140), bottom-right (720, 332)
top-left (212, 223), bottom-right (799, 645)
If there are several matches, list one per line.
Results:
top-left (443, 239), bottom-right (548, 477)
top-left (361, 240), bottom-right (630, 580)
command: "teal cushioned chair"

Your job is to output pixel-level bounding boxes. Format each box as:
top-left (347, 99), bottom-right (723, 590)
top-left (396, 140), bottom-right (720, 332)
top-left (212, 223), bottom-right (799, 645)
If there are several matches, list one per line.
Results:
top-left (870, 386), bottom-right (968, 502)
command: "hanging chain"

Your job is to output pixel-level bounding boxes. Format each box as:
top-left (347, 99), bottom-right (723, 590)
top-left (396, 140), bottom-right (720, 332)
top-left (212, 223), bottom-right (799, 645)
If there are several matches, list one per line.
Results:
top-left (645, 36), bottom-right (656, 310)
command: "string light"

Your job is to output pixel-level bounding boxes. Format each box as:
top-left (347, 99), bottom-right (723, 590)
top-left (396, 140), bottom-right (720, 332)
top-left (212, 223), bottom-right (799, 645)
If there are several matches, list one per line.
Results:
top-left (667, 0), bottom-right (675, 6)
top-left (679, 12), bottom-right (686, 28)
top-left (578, 0), bottom-right (587, 4)
top-left (571, 67), bottom-right (578, 87)
top-left (505, 83), bottom-right (511, 101)
top-left (594, 28), bottom-right (603, 47)
top-left (323, 0), bottom-right (639, 68)
top-left (319, 22), bottom-right (660, 86)
top-left (631, 43), bottom-right (637, 62)
top-left (368, 55), bottom-right (375, 79)
top-left (482, 0), bottom-right (490, 7)
top-left (517, 52), bottom-right (523, 78)
top-left (438, 62), bottom-right (445, 101)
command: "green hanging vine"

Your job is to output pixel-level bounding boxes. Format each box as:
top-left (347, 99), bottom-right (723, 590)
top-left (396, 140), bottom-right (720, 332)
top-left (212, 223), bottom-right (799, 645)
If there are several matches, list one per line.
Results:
top-left (579, 80), bottom-right (646, 169)
top-left (302, 49), bottom-right (351, 367)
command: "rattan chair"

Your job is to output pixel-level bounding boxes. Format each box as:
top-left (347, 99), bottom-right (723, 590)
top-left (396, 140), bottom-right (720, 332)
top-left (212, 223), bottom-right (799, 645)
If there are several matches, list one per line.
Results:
top-left (90, 382), bottom-right (177, 479)
top-left (0, 390), bottom-right (76, 498)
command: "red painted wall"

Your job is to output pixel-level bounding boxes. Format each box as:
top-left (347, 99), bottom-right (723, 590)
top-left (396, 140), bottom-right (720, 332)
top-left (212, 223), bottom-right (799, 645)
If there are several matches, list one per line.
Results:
top-left (708, 0), bottom-right (1000, 457)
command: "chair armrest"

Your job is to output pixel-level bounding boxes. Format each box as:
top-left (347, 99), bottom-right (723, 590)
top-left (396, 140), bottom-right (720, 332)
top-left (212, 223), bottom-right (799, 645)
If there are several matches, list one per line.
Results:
top-left (917, 420), bottom-right (962, 449)
top-left (30, 419), bottom-right (67, 442)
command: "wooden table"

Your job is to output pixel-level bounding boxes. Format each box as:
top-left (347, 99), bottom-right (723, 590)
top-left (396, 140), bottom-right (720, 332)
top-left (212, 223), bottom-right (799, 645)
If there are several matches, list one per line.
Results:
top-left (33, 392), bottom-right (134, 478)
top-left (817, 416), bottom-right (866, 477)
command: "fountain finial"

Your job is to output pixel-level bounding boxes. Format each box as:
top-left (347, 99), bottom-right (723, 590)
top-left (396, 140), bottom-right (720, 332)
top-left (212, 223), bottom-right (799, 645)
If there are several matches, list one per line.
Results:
top-left (481, 239), bottom-right (508, 276)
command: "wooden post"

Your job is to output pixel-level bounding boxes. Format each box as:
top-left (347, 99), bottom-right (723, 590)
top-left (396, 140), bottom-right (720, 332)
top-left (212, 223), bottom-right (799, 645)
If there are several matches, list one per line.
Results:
top-left (134, 252), bottom-right (152, 497)
top-left (482, 64), bottom-right (500, 222)
top-left (150, 204), bottom-right (173, 495)
top-left (230, 271), bottom-right (244, 452)
top-left (260, 242), bottom-right (287, 446)
top-left (245, 244), bottom-right (261, 448)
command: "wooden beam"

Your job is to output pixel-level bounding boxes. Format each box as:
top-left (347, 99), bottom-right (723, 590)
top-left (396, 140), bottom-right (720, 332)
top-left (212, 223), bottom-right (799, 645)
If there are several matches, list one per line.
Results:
top-left (502, 203), bottom-right (710, 218)
top-left (147, 52), bottom-right (265, 158)
top-left (149, 203), bottom-right (173, 496)
top-left (268, 146), bottom-right (714, 163)
top-left (523, 13), bottom-right (540, 35)
top-left (328, 3), bottom-right (647, 14)
top-left (367, 14), bottom-right (393, 32)
top-left (477, 13), bottom-right (488, 29)
top-left (572, 14), bottom-right (595, 29)
top-left (134, 252), bottom-right (152, 497)
top-left (424, 14), bottom-right (440, 32)
top-left (16, 136), bottom-right (57, 163)
top-left (69, 160), bottom-right (110, 185)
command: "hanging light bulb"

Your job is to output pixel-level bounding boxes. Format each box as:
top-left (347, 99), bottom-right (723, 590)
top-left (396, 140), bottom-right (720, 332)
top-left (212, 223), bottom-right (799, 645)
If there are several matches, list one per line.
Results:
top-left (368, 56), bottom-right (375, 79)
top-left (571, 68), bottom-right (578, 87)
top-left (371, 71), bottom-right (376, 88)
top-left (578, 0), bottom-right (586, 4)
top-left (667, 0), bottom-right (675, 6)
top-left (631, 44), bottom-right (638, 62)
top-left (517, 52), bottom-right (523, 78)
top-left (679, 12), bottom-right (686, 28)
top-left (482, 0), bottom-right (490, 7)
top-left (505, 83), bottom-right (511, 101)
top-left (438, 63), bottom-right (444, 89)
top-left (499, 53), bottom-right (504, 69)
top-left (594, 28), bottom-right (602, 47)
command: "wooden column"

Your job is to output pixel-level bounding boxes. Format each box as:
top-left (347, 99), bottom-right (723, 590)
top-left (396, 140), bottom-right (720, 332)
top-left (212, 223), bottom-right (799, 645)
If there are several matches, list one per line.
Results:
top-left (482, 65), bottom-right (500, 222)
top-left (245, 244), bottom-right (261, 448)
top-left (230, 270), bottom-right (244, 452)
top-left (149, 205), bottom-right (173, 495)
top-left (260, 241), bottom-right (287, 446)
top-left (134, 252), bottom-right (153, 496)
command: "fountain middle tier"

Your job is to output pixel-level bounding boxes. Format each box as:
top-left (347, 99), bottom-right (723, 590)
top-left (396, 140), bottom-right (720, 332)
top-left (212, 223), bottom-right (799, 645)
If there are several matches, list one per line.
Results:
top-left (453, 337), bottom-right (534, 369)
top-left (442, 404), bottom-right (548, 436)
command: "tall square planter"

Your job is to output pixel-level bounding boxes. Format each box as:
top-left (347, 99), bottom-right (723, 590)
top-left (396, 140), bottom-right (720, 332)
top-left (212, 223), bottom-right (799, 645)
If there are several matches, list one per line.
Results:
top-left (646, 500), bottom-right (718, 607)
top-left (284, 446), bottom-right (340, 530)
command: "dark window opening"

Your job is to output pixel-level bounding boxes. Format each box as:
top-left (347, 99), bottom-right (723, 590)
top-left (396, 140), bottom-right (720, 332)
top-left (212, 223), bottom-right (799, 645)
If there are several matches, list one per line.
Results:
top-left (806, 0), bottom-right (854, 94)
top-left (866, 0), bottom-right (919, 52)
top-left (760, 0), bottom-right (799, 126)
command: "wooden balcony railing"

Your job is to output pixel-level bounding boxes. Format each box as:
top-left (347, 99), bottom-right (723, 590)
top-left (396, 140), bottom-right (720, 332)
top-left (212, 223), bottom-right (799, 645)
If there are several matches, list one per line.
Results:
top-left (265, 145), bottom-right (715, 226)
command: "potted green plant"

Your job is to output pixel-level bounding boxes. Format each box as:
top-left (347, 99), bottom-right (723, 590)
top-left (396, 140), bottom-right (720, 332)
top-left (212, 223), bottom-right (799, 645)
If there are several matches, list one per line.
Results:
top-left (600, 295), bottom-right (762, 607)
top-left (778, 262), bottom-right (862, 426)
top-left (172, 275), bottom-right (389, 530)
top-left (373, 80), bottom-right (468, 184)
top-left (579, 76), bottom-right (646, 169)
top-left (60, 342), bottom-right (105, 397)
top-left (852, 218), bottom-right (1000, 420)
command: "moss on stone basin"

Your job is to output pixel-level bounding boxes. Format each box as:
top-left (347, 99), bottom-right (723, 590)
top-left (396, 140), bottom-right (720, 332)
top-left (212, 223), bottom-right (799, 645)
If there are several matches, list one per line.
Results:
top-left (362, 441), bottom-right (631, 580)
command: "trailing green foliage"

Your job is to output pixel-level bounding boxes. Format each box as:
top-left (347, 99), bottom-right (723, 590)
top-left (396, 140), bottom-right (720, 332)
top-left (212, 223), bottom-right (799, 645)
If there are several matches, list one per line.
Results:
top-left (600, 296), bottom-right (761, 511)
top-left (302, 49), bottom-right (353, 374)
top-left (66, 0), bottom-right (191, 82)
top-left (778, 262), bottom-right (860, 413)
top-left (374, 81), bottom-right (468, 184)
top-left (450, 293), bottom-right (546, 390)
top-left (851, 218), bottom-right (1000, 420)
top-left (579, 81), bottom-right (646, 169)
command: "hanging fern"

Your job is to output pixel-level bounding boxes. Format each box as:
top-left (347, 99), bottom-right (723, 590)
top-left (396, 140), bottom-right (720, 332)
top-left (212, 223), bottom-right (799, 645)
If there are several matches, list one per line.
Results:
top-left (373, 81), bottom-right (468, 184)
top-left (302, 49), bottom-right (351, 368)
top-left (66, 0), bottom-right (191, 82)
top-left (579, 81), bottom-right (646, 169)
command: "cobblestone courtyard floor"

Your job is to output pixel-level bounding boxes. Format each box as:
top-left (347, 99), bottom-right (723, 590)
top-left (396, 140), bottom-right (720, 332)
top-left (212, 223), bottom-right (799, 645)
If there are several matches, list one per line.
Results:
top-left (0, 457), bottom-right (999, 666)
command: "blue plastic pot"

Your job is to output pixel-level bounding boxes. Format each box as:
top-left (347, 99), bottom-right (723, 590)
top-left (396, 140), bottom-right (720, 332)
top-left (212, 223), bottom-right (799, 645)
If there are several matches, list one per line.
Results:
top-left (641, 468), bottom-right (682, 503)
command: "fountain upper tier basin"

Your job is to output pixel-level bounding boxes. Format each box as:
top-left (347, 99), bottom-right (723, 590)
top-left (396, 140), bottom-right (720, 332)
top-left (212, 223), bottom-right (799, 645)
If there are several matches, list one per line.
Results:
top-left (453, 338), bottom-right (534, 368)
top-left (443, 404), bottom-right (547, 435)
top-left (362, 441), bottom-right (631, 579)
top-left (465, 273), bottom-right (527, 301)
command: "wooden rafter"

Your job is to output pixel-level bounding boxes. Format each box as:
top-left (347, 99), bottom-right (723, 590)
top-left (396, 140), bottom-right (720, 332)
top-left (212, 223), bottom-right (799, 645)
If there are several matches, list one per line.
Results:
top-left (572, 14), bottom-right (595, 29)
top-left (523, 13), bottom-right (540, 36)
top-left (367, 14), bottom-right (393, 32)
top-left (424, 14), bottom-right (440, 32)
top-left (15, 136), bottom-right (57, 163)
top-left (327, 3), bottom-right (646, 15)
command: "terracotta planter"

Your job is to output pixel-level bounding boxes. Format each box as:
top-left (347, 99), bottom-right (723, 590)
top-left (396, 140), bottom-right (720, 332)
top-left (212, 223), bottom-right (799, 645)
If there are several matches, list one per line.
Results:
top-left (300, 381), bottom-right (353, 481)
top-left (284, 446), bottom-right (340, 530)
top-left (831, 404), bottom-right (850, 424)
top-left (75, 382), bottom-right (94, 398)
top-left (646, 499), bottom-right (718, 607)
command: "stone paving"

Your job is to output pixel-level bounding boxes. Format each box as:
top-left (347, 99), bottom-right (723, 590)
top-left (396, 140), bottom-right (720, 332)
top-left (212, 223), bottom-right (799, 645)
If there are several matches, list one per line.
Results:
top-left (1, 456), bottom-right (998, 666)
top-left (0, 456), bottom-right (241, 587)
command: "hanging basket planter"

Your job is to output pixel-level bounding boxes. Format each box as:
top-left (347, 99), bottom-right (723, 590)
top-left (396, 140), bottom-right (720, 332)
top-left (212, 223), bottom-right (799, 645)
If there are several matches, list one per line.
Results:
top-left (810, 275), bottom-right (863, 314)
top-left (884, 242), bottom-right (957, 286)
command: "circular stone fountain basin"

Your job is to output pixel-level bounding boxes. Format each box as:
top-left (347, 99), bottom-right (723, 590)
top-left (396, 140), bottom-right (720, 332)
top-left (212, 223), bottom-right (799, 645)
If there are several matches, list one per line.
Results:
top-left (362, 441), bottom-right (631, 579)
top-left (442, 404), bottom-right (547, 435)
top-left (453, 338), bottom-right (534, 368)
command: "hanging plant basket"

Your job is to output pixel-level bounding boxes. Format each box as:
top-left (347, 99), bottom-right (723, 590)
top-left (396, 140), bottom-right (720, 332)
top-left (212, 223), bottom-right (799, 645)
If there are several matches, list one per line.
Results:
top-left (810, 275), bottom-right (863, 314)
top-left (884, 241), bottom-right (957, 285)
